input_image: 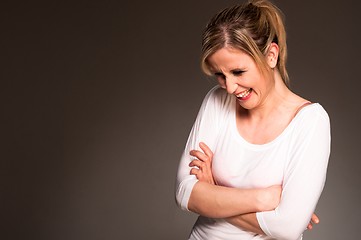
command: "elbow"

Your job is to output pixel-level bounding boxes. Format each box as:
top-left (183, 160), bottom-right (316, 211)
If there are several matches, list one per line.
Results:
top-left (273, 231), bottom-right (303, 240)
top-left (259, 214), bottom-right (306, 240)
top-left (175, 186), bottom-right (187, 211)
top-left (175, 189), bottom-right (188, 211)
top-left (175, 178), bottom-right (198, 211)
top-left (174, 192), bottom-right (181, 209)
top-left (268, 223), bottom-right (305, 240)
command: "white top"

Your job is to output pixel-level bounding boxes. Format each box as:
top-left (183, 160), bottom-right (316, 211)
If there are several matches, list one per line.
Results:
top-left (175, 86), bottom-right (331, 240)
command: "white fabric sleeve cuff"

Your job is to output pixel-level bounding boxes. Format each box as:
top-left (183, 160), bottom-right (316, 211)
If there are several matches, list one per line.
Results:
top-left (256, 211), bottom-right (273, 237)
top-left (176, 177), bottom-right (198, 211)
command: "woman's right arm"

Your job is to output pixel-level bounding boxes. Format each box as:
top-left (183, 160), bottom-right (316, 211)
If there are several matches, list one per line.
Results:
top-left (188, 181), bottom-right (280, 218)
top-left (185, 142), bottom-right (281, 218)
top-left (175, 87), bottom-right (280, 218)
top-left (177, 136), bottom-right (281, 219)
top-left (185, 142), bottom-right (318, 232)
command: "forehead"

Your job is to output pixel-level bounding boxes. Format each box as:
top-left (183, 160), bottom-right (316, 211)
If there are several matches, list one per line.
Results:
top-left (207, 47), bottom-right (253, 71)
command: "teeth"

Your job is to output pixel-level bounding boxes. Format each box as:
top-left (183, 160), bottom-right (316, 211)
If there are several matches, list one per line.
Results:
top-left (236, 89), bottom-right (251, 98)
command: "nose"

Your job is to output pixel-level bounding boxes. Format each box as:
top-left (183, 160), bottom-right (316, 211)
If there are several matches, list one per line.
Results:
top-left (225, 77), bottom-right (238, 94)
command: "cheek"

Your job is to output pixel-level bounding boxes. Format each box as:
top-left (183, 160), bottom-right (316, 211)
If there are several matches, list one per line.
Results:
top-left (252, 74), bottom-right (267, 90)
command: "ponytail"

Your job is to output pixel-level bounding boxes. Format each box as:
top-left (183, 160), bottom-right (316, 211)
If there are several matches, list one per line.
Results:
top-left (250, 0), bottom-right (289, 84)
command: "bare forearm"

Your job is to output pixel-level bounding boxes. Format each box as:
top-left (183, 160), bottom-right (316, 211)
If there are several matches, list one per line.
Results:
top-left (187, 142), bottom-right (281, 219)
top-left (226, 213), bottom-right (264, 235)
top-left (188, 181), bottom-right (276, 218)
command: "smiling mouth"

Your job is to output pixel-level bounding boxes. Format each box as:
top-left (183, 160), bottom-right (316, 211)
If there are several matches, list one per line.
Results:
top-left (236, 89), bottom-right (252, 100)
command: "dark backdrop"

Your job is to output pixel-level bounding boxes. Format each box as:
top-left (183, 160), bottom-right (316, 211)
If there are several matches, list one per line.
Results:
top-left (2, 0), bottom-right (361, 239)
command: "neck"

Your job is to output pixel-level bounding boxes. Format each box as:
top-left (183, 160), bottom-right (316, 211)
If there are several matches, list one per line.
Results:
top-left (242, 69), bottom-right (294, 121)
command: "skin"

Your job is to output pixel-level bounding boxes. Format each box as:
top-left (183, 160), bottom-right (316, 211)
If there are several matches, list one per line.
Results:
top-left (209, 44), bottom-right (308, 145)
top-left (188, 143), bottom-right (282, 219)
top-left (190, 142), bottom-right (319, 234)
top-left (188, 45), bottom-right (320, 235)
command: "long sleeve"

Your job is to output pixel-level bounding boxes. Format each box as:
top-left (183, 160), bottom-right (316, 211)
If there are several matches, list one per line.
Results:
top-left (256, 105), bottom-right (331, 240)
top-left (175, 86), bottom-right (230, 211)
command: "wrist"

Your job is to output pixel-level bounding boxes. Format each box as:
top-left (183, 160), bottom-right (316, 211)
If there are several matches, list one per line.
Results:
top-left (255, 189), bottom-right (267, 212)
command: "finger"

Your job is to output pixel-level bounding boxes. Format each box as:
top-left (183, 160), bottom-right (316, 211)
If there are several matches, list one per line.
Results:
top-left (190, 168), bottom-right (201, 176)
top-left (311, 213), bottom-right (320, 224)
top-left (189, 159), bottom-right (205, 168)
top-left (307, 223), bottom-right (313, 230)
top-left (190, 168), bottom-right (205, 181)
top-left (199, 142), bottom-right (213, 159)
top-left (190, 149), bottom-right (210, 162)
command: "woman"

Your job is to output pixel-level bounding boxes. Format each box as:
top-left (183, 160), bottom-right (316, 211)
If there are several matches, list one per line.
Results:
top-left (175, 0), bottom-right (331, 239)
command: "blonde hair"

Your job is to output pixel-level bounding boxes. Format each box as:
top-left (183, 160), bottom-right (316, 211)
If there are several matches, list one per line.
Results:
top-left (201, 0), bottom-right (289, 86)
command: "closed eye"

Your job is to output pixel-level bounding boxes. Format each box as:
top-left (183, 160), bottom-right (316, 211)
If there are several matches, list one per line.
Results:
top-left (231, 70), bottom-right (245, 76)
top-left (214, 72), bottom-right (225, 79)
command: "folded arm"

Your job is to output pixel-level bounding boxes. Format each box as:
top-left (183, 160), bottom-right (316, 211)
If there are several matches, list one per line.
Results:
top-left (186, 142), bottom-right (281, 218)
top-left (225, 108), bottom-right (330, 239)
top-left (187, 130), bottom-right (327, 238)
top-left (188, 181), bottom-right (280, 218)
top-left (225, 213), bottom-right (320, 235)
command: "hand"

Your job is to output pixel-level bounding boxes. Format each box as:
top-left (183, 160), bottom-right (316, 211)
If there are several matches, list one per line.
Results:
top-left (189, 142), bottom-right (215, 185)
top-left (307, 213), bottom-right (320, 230)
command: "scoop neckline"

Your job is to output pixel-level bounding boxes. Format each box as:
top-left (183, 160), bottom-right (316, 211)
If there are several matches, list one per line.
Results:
top-left (230, 99), bottom-right (317, 150)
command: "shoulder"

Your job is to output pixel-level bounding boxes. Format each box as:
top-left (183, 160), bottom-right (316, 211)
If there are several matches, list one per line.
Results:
top-left (291, 103), bottom-right (331, 138)
top-left (196, 85), bottom-right (234, 127)
top-left (202, 85), bottom-right (233, 109)
top-left (298, 103), bottom-right (330, 123)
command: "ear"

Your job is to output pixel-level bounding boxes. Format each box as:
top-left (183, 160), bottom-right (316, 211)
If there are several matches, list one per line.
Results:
top-left (266, 42), bottom-right (279, 69)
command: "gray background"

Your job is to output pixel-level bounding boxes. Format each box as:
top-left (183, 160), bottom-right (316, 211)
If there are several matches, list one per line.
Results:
top-left (2, 0), bottom-right (361, 239)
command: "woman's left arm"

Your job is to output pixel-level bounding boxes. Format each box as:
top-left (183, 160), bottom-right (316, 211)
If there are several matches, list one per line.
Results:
top-left (228, 107), bottom-right (331, 239)
top-left (225, 211), bottom-right (320, 235)
top-left (192, 107), bottom-right (331, 239)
